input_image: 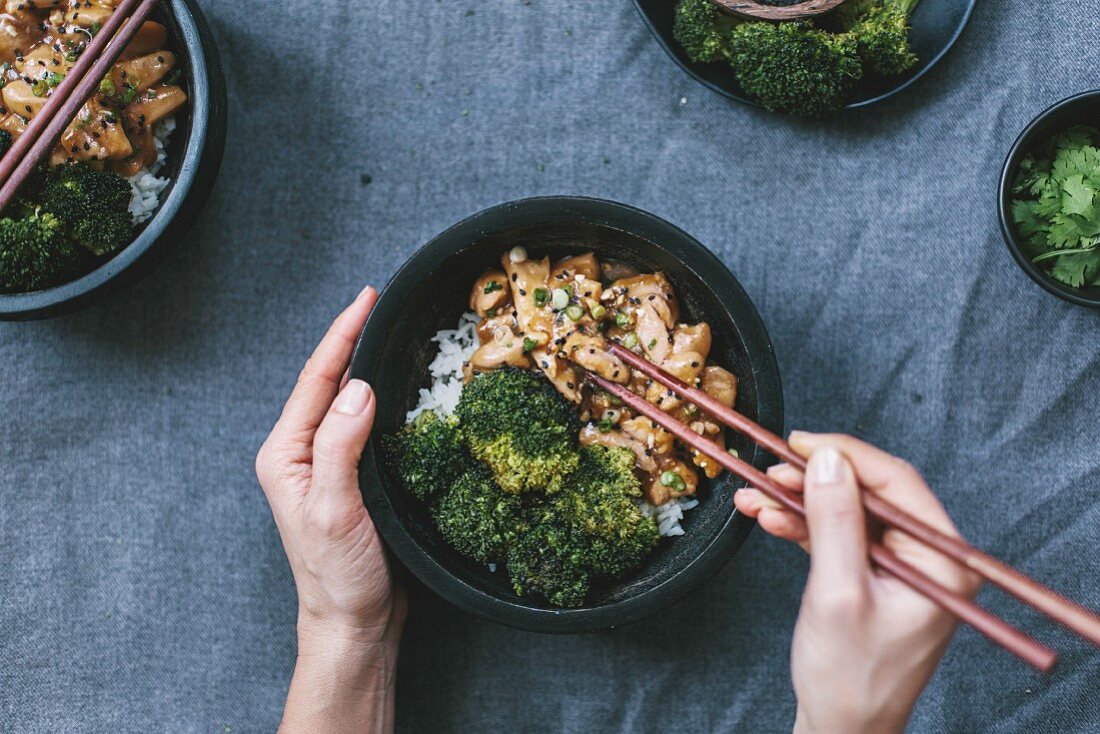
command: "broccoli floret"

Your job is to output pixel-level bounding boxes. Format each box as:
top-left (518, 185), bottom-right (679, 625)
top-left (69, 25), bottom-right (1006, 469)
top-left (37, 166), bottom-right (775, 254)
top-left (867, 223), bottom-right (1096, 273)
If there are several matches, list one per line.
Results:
top-left (0, 130), bottom-right (11, 158)
top-left (727, 21), bottom-right (863, 118)
top-left (455, 367), bottom-right (580, 494)
top-left (383, 410), bottom-right (467, 501)
top-left (39, 163), bottom-right (133, 256)
top-left (507, 508), bottom-right (591, 608)
top-left (0, 209), bottom-right (89, 294)
top-left (432, 467), bottom-right (522, 564)
top-left (673, 0), bottom-right (741, 63)
top-left (850, 0), bottom-right (920, 77)
top-left (552, 446), bottom-right (659, 577)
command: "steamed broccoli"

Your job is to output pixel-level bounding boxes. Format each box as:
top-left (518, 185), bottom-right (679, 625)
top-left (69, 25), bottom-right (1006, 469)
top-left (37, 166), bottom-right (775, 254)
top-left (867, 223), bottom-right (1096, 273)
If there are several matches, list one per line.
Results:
top-left (0, 130), bottom-right (11, 158)
top-left (39, 163), bottom-right (133, 256)
top-left (848, 0), bottom-right (921, 77)
top-left (727, 21), bottom-right (863, 118)
top-left (551, 446), bottom-right (659, 577)
top-left (455, 368), bottom-right (580, 494)
top-left (383, 410), bottom-right (467, 501)
top-left (432, 467), bottom-right (522, 564)
top-left (0, 208), bottom-right (89, 294)
top-left (673, 0), bottom-right (741, 63)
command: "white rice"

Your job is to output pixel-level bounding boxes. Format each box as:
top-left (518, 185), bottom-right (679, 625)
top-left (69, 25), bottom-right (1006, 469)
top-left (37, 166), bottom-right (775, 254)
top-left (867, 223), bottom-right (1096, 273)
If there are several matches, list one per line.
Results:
top-left (126, 116), bottom-right (176, 225)
top-left (407, 312), bottom-right (701, 537)
top-left (406, 311), bottom-right (480, 422)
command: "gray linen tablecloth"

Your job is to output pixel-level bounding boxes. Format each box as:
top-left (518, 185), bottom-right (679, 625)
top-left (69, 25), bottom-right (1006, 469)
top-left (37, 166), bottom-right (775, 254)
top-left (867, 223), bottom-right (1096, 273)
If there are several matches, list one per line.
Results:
top-left (2, 1), bottom-right (1099, 731)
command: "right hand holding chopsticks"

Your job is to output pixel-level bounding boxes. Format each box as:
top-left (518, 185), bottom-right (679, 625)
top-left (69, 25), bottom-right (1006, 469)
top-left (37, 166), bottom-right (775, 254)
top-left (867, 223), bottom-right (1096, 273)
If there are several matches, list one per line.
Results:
top-left (736, 433), bottom-right (981, 734)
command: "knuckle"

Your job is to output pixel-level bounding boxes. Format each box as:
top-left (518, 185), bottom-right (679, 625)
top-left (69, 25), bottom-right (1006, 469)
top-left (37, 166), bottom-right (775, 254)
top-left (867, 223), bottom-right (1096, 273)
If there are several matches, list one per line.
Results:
top-left (809, 583), bottom-right (868, 620)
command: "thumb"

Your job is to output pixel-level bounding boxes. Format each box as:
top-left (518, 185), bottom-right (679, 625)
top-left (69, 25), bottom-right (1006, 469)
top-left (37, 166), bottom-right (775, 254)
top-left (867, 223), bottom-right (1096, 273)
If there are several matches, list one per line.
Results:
top-left (310, 379), bottom-right (376, 505)
top-left (803, 446), bottom-right (868, 593)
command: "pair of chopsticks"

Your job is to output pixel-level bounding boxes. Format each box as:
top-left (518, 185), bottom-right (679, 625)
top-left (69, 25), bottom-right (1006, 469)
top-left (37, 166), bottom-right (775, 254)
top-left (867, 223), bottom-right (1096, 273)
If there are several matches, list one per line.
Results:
top-left (591, 341), bottom-right (1100, 672)
top-left (0, 0), bottom-right (160, 213)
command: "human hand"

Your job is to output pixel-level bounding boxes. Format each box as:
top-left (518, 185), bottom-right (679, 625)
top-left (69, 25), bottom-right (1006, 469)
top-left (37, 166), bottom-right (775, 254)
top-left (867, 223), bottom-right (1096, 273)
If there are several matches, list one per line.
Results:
top-left (734, 432), bottom-right (980, 734)
top-left (256, 285), bottom-right (406, 733)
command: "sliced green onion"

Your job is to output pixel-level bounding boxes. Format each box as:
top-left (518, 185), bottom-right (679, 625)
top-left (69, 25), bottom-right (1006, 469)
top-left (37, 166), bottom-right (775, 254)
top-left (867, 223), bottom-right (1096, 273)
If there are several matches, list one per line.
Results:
top-left (99, 78), bottom-right (117, 95)
top-left (597, 418), bottom-right (614, 433)
top-left (564, 304), bottom-right (584, 321)
top-left (589, 303), bottom-right (606, 319)
top-left (614, 311), bottom-right (631, 329)
top-left (46, 72), bottom-right (64, 88)
top-left (603, 409), bottom-right (621, 425)
top-left (563, 284), bottom-right (574, 299)
top-left (31, 79), bottom-right (48, 97)
top-left (533, 287), bottom-right (548, 306)
top-left (486, 307), bottom-right (497, 318)
top-left (728, 448), bottom-right (739, 458)
top-left (621, 332), bottom-right (639, 350)
top-left (522, 337), bottom-right (537, 353)
top-left (660, 471), bottom-right (686, 491)
top-left (508, 245), bottom-right (527, 263)
top-left (550, 288), bottom-right (569, 311)
top-left (647, 338), bottom-right (657, 351)
top-left (483, 280), bottom-right (502, 294)
top-left (90, 22), bottom-right (102, 36)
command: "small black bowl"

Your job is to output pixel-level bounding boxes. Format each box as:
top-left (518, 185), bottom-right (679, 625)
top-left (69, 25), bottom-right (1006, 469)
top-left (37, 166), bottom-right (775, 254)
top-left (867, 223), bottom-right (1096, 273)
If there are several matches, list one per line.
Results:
top-left (633, 0), bottom-right (976, 111)
top-left (350, 196), bottom-right (784, 633)
top-left (998, 91), bottom-right (1100, 309)
top-left (0, 0), bottom-right (227, 321)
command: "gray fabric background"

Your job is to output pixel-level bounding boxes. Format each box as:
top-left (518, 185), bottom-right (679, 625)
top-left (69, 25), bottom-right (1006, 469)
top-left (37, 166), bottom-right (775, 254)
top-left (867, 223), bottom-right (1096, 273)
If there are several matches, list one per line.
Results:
top-left (2, 1), bottom-right (1099, 731)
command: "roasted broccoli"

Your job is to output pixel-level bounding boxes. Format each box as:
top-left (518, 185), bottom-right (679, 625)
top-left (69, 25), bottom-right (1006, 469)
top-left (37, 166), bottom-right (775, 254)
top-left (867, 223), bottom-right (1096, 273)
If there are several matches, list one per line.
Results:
top-left (432, 467), bottom-right (522, 564)
top-left (39, 163), bottom-right (133, 256)
top-left (673, 0), bottom-right (741, 63)
top-left (507, 506), bottom-right (591, 608)
top-left (848, 0), bottom-right (921, 77)
top-left (552, 446), bottom-right (659, 577)
top-left (727, 21), bottom-right (863, 118)
top-left (383, 410), bottom-right (467, 501)
top-left (0, 130), bottom-right (11, 158)
top-left (0, 208), bottom-right (89, 294)
top-left (455, 367), bottom-right (580, 494)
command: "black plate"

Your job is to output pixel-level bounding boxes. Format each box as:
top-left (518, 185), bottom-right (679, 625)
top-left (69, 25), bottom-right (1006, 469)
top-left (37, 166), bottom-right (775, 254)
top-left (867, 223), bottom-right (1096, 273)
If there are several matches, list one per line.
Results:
top-left (633, 0), bottom-right (977, 111)
top-left (998, 90), bottom-right (1100, 309)
top-left (0, 0), bottom-right (228, 320)
top-left (350, 196), bottom-right (784, 633)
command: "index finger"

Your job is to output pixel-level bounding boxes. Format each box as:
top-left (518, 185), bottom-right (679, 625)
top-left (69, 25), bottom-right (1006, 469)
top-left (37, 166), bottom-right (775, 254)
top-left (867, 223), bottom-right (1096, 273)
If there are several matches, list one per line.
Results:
top-left (273, 286), bottom-right (378, 445)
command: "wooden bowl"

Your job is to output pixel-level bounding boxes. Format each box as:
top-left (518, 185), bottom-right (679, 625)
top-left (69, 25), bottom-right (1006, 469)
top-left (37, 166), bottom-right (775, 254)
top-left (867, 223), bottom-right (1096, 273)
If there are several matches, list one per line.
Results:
top-left (712, 0), bottom-right (848, 21)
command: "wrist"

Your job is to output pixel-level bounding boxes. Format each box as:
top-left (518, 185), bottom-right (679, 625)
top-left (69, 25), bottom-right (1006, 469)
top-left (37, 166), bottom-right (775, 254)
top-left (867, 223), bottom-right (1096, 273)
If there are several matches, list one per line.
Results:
top-left (793, 704), bottom-right (909, 734)
top-left (296, 613), bottom-right (401, 685)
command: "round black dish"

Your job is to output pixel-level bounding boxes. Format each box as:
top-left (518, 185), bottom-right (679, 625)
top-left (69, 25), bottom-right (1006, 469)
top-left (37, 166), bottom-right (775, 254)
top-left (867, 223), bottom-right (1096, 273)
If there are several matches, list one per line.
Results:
top-left (998, 90), bottom-right (1100, 309)
top-left (0, 0), bottom-right (228, 321)
top-left (351, 196), bottom-right (784, 633)
top-left (633, 0), bottom-right (977, 111)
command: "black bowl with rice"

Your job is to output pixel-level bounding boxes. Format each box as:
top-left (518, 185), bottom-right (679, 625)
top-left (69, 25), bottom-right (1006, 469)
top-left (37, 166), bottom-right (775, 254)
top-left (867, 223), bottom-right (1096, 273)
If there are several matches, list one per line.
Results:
top-left (351, 196), bottom-right (784, 633)
top-left (0, 0), bottom-right (226, 321)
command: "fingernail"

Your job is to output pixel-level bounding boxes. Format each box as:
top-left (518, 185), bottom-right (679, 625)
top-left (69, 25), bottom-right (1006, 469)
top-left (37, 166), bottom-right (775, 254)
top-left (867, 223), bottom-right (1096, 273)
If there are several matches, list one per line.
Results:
top-left (357, 284), bottom-right (375, 301)
top-left (334, 379), bottom-right (372, 415)
top-left (766, 462), bottom-right (790, 475)
top-left (789, 430), bottom-right (810, 442)
top-left (810, 446), bottom-right (844, 486)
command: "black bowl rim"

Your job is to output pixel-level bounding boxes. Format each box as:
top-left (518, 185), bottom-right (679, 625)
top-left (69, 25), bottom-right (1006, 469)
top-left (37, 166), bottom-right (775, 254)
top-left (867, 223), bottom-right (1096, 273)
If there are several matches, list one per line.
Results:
top-left (631, 0), bottom-right (978, 111)
top-left (0, 0), bottom-right (227, 320)
top-left (351, 195), bottom-right (784, 633)
top-left (997, 89), bottom-right (1100, 309)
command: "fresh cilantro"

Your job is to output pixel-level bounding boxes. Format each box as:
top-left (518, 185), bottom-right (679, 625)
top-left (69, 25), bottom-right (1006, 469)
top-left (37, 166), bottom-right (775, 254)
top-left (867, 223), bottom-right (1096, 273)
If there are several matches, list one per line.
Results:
top-left (1010, 125), bottom-right (1100, 288)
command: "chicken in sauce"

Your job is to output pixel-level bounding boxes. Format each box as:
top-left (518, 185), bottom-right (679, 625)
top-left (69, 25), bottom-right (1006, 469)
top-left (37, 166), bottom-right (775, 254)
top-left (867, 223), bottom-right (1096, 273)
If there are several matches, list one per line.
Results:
top-left (0, 0), bottom-right (187, 176)
top-left (465, 248), bottom-right (738, 505)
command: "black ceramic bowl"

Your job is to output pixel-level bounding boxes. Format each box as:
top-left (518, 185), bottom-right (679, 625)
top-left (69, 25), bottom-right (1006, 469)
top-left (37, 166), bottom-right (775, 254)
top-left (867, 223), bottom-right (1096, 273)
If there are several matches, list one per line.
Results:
top-left (351, 196), bottom-right (784, 633)
top-left (0, 0), bottom-right (227, 321)
top-left (633, 0), bottom-right (976, 111)
top-left (998, 91), bottom-right (1100, 309)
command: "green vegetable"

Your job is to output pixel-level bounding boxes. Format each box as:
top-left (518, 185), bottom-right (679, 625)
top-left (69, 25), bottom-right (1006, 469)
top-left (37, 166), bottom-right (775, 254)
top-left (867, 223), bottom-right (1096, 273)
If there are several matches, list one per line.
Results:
top-left (551, 287), bottom-right (569, 310)
top-left (564, 304), bottom-right (584, 321)
top-left (843, 0), bottom-right (921, 77)
top-left (99, 78), bottom-right (117, 96)
top-left (46, 72), bottom-right (64, 88)
top-left (614, 311), bottom-right (631, 329)
top-left (382, 410), bottom-right (467, 501)
top-left (727, 22), bottom-right (862, 118)
top-left (673, 0), bottom-right (741, 63)
top-left (483, 280), bottom-right (502, 294)
top-left (522, 336), bottom-right (537, 353)
top-left (31, 79), bottom-right (48, 97)
top-left (533, 287), bottom-right (548, 306)
top-left (456, 367), bottom-right (580, 494)
top-left (621, 332), bottom-right (639, 350)
top-left (432, 467), bottom-right (521, 563)
top-left (0, 208), bottom-right (90, 294)
top-left (660, 470), bottom-right (686, 492)
top-left (1010, 126), bottom-right (1100, 288)
top-left (589, 303), bottom-right (606, 320)
top-left (38, 163), bottom-right (134, 256)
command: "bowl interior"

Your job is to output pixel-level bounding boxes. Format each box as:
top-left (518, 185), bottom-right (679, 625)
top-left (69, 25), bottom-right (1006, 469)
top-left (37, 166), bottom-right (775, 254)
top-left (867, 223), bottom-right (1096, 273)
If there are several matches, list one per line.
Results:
top-left (1000, 92), bottom-right (1100, 306)
top-left (352, 198), bottom-right (783, 631)
top-left (633, 0), bottom-right (976, 109)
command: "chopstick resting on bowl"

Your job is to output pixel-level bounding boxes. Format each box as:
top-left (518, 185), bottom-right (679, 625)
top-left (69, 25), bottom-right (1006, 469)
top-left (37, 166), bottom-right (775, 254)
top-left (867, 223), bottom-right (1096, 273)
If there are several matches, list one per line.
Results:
top-left (587, 343), bottom-right (1100, 671)
top-left (0, 0), bottom-right (161, 214)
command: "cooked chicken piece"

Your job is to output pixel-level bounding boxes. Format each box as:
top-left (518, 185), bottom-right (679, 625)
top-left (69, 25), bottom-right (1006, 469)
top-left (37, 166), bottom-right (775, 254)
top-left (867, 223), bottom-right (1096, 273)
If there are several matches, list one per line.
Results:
top-left (468, 325), bottom-right (531, 372)
top-left (59, 104), bottom-right (134, 163)
top-left (476, 311), bottom-right (519, 345)
top-left (691, 438), bottom-right (725, 480)
top-left (0, 112), bottom-right (25, 138)
top-left (15, 44), bottom-right (69, 81)
top-left (2, 80), bottom-right (47, 118)
top-left (122, 22), bottom-right (169, 59)
top-left (563, 331), bottom-right (628, 383)
top-left (0, 11), bottom-right (44, 63)
top-left (672, 323), bottom-right (712, 362)
top-left (634, 302), bottom-right (671, 364)
top-left (613, 272), bottom-right (679, 327)
top-left (501, 253), bottom-right (552, 337)
top-left (470, 270), bottom-right (511, 318)
top-left (620, 415), bottom-right (674, 456)
top-left (531, 347), bottom-right (582, 403)
top-left (579, 424), bottom-right (657, 473)
top-left (55, 4), bottom-right (114, 28)
top-left (111, 51), bottom-right (177, 93)
top-left (124, 83), bottom-right (187, 128)
top-left (702, 365), bottom-right (737, 408)
top-left (644, 349), bottom-right (705, 410)
top-left (551, 252), bottom-right (600, 283)
top-left (646, 458), bottom-right (699, 505)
